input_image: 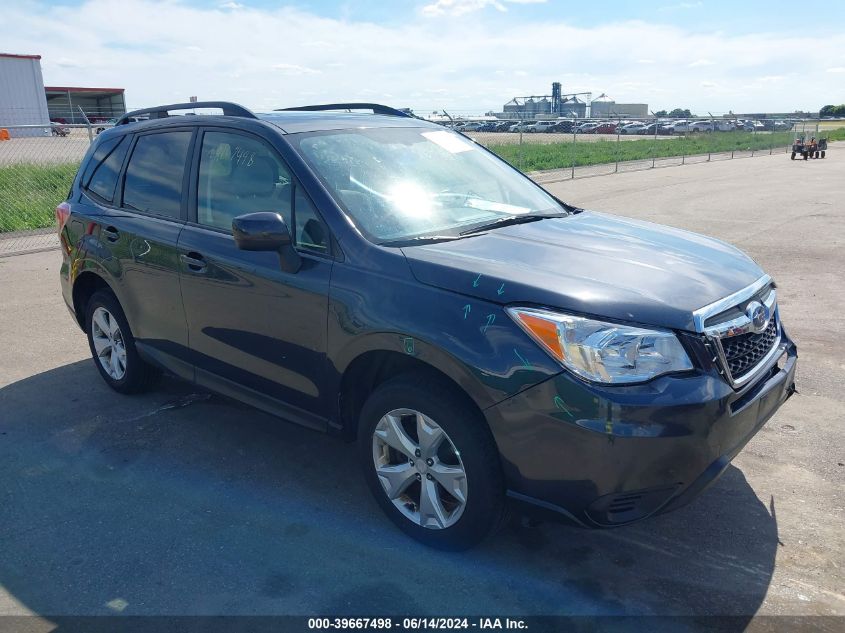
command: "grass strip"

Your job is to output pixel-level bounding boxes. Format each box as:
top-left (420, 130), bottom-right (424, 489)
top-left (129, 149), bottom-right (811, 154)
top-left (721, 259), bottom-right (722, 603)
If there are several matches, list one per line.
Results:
top-left (0, 163), bottom-right (79, 232)
top-left (491, 129), bottom-right (845, 172)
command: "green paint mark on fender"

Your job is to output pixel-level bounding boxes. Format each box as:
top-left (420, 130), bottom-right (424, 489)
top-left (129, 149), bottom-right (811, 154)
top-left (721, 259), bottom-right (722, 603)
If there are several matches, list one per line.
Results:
top-left (403, 337), bottom-right (415, 355)
top-left (553, 395), bottom-right (574, 419)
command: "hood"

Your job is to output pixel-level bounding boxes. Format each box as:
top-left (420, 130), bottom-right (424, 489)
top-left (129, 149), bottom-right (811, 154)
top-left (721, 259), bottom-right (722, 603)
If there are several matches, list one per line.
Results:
top-left (401, 211), bottom-right (764, 332)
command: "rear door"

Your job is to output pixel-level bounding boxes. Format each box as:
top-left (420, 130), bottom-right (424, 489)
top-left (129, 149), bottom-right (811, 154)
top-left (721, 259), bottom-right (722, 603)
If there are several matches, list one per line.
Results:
top-left (177, 127), bottom-right (334, 427)
top-left (96, 127), bottom-right (195, 377)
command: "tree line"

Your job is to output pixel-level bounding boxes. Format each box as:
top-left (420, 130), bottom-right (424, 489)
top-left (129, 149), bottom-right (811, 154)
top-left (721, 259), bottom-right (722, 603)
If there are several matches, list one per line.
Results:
top-left (820, 104), bottom-right (845, 117)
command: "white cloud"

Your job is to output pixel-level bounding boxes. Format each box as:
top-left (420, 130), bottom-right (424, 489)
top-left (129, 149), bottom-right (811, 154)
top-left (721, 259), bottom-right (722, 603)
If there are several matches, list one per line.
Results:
top-left (219, 2), bottom-right (244, 9)
top-left (55, 57), bottom-right (83, 68)
top-left (688, 59), bottom-right (715, 67)
top-left (421, 0), bottom-right (545, 18)
top-left (8, 0), bottom-right (845, 114)
top-left (659, 1), bottom-right (703, 10)
top-left (272, 63), bottom-right (321, 75)
top-left (826, 67), bottom-right (845, 73)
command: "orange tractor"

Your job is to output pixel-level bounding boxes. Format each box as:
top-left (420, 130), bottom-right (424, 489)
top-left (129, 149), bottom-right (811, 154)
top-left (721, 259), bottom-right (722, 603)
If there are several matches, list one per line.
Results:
top-left (791, 136), bottom-right (827, 160)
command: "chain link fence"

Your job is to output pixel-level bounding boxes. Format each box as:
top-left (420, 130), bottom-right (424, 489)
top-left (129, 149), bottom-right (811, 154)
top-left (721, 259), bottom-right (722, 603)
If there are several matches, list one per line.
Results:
top-left (0, 122), bottom-right (99, 256)
top-left (464, 117), bottom-right (841, 183)
top-left (0, 113), bottom-right (842, 257)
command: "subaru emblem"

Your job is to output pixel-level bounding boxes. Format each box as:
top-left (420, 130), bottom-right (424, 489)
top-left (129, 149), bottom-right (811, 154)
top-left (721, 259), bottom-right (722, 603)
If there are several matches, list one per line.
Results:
top-left (745, 301), bottom-right (770, 334)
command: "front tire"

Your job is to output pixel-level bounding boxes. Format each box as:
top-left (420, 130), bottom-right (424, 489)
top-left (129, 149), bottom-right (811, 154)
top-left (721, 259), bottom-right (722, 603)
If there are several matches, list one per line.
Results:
top-left (358, 374), bottom-right (505, 550)
top-left (85, 290), bottom-right (160, 394)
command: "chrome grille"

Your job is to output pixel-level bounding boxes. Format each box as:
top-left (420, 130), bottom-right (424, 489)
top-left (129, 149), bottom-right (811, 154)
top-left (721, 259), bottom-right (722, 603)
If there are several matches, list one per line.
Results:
top-left (693, 275), bottom-right (783, 389)
top-left (720, 316), bottom-right (779, 379)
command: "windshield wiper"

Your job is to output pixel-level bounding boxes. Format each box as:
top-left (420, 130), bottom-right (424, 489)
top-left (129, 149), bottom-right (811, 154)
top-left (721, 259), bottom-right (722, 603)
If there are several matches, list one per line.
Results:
top-left (459, 212), bottom-right (568, 236)
top-left (379, 234), bottom-right (469, 247)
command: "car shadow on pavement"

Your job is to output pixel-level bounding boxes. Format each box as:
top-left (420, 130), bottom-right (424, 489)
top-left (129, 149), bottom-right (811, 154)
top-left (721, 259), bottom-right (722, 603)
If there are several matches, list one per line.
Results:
top-left (0, 360), bottom-right (778, 628)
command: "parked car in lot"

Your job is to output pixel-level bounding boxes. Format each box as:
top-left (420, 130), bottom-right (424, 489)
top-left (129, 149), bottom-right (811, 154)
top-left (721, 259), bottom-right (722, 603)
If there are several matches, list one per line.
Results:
top-left (743, 120), bottom-right (765, 132)
top-left (689, 120), bottom-right (715, 133)
top-left (509, 121), bottom-right (535, 132)
top-left (527, 121), bottom-right (558, 133)
top-left (58, 101), bottom-right (797, 550)
top-left (712, 119), bottom-right (735, 132)
top-left (50, 122), bottom-right (70, 137)
top-left (549, 120), bottom-right (575, 133)
top-left (669, 120), bottom-right (692, 134)
top-left (658, 121), bottom-right (677, 134)
top-left (575, 121), bottom-right (600, 134)
top-left (764, 119), bottom-right (793, 132)
top-left (591, 122), bottom-right (618, 134)
top-left (620, 122), bottom-right (649, 134)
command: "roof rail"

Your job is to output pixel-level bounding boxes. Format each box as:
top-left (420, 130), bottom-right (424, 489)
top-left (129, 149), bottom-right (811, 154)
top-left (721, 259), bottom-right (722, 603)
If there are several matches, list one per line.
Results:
top-left (116, 101), bottom-right (257, 125)
top-left (275, 103), bottom-right (413, 118)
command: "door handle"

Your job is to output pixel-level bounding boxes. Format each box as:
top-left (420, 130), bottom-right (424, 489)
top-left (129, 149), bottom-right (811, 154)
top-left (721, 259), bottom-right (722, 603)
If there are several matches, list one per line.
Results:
top-left (102, 226), bottom-right (120, 242)
top-left (180, 252), bottom-right (207, 273)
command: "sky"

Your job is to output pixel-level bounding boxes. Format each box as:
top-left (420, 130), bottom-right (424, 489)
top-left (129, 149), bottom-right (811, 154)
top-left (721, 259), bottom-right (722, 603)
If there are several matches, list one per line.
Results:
top-left (2, 0), bottom-right (845, 115)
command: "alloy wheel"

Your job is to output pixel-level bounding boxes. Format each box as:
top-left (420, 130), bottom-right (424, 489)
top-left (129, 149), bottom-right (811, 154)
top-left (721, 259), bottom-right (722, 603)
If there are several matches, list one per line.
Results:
top-left (372, 408), bottom-right (468, 529)
top-left (91, 306), bottom-right (127, 380)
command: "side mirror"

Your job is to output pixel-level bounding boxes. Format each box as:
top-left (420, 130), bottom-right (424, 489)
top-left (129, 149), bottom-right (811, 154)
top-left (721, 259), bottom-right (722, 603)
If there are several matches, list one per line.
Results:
top-left (232, 212), bottom-right (301, 273)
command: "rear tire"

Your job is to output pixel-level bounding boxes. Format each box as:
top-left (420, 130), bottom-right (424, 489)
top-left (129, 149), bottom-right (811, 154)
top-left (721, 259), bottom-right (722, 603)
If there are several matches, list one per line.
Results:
top-left (821, 150), bottom-right (826, 158)
top-left (358, 373), bottom-right (505, 550)
top-left (85, 290), bottom-right (160, 394)
top-left (791, 152), bottom-right (796, 160)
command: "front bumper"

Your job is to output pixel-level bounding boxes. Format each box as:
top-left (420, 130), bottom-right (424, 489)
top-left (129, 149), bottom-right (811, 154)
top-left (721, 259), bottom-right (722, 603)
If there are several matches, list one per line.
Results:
top-left (485, 332), bottom-right (797, 527)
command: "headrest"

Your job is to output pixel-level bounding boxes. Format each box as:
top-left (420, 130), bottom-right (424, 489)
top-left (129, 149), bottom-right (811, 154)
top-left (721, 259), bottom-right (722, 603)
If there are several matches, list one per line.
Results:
top-left (231, 156), bottom-right (278, 197)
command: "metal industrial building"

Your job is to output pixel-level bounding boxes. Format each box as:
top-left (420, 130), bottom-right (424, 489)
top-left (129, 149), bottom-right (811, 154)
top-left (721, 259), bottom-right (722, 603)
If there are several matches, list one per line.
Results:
top-left (0, 52), bottom-right (126, 134)
top-left (45, 86), bottom-right (126, 123)
top-left (500, 82), bottom-right (589, 119)
top-left (497, 83), bottom-right (649, 120)
top-left (0, 53), bottom-right (50, 136)
top-left (589, 93), bottom-right (648, 118)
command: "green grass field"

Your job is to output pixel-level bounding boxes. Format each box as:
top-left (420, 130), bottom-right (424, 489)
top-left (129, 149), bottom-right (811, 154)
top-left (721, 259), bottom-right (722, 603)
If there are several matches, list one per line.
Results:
top-left (1, 127), bottom-right (843, 233)
top-left (492, 129), bottom-right (845, 172)
top-left (0, 163), bottom-right (79, 232)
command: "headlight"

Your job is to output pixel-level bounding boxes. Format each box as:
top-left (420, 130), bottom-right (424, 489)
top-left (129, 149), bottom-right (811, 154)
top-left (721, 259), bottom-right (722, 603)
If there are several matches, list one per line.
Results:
top-left (507, 307), bottom-right (693, 384)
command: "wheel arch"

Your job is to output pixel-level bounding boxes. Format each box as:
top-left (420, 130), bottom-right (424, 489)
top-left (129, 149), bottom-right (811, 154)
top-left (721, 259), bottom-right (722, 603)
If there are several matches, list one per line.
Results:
top-left (334, 336), bottom-right (495, 442)
top-left (71, 270), bottom-right (116, 328)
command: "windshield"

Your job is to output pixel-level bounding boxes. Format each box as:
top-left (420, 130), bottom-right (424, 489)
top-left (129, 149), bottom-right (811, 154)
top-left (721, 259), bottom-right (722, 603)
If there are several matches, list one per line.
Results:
top-left (292, 127), bottom-right (563, 243)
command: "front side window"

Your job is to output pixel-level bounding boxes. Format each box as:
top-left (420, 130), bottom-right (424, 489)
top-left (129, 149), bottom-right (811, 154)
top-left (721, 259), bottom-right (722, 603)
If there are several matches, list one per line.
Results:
top-left (197, 131), bottom-right (292, 231)
top-left (122, 131), bottom-right (192, 218)
top-left (292, 127), bottom-right (562, 243)
top-left (197, 131), bottom-right (330, 253)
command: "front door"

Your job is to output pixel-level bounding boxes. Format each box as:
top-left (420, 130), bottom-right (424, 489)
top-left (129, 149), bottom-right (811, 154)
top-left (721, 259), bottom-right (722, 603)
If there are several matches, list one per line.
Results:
top-left (177, 128), bottom-right (334, 425)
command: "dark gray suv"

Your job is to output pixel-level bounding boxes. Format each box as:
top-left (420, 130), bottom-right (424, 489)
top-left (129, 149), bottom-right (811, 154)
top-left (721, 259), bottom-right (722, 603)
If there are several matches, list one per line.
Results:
top-left (57, 101), bottom-right (797, 549)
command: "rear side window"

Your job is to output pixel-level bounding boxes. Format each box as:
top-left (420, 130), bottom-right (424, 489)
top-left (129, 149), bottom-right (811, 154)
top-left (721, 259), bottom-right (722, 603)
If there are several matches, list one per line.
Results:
top-left (81, 136), bottom-right (122, 185)
top-left (122, 131), bottom-right (192, 218)
top-left (84, 136), bottom-right (130, 203)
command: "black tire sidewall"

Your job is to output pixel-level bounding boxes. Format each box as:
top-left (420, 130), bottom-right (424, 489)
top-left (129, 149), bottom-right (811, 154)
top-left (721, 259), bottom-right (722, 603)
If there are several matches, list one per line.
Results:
top-left (357, 375), bottom-right (504, 550)
top-left (85, 290), bottom-right (147, 393)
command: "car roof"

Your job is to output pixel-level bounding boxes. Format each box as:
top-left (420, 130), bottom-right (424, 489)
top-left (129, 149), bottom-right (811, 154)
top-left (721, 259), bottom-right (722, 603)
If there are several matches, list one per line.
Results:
top-left (258, 111), bottom-right (441, 133)
top-left (108, 110), bottom-right (440, 136)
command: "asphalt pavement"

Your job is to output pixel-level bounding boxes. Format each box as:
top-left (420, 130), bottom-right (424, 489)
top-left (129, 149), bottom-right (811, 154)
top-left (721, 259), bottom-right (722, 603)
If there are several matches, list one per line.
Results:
top-left (0, 153), bottom-right (842, 627)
